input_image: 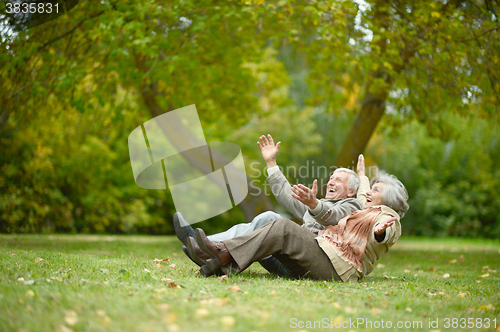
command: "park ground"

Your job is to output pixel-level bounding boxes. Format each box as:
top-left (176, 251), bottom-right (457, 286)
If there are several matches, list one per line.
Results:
top-left (1, 234), bottom-right (499, 332)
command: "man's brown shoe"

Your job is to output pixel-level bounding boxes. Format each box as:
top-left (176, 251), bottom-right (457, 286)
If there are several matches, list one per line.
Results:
top-left (186, 237), bottom-right (211, 266)
top-left (195, 228), bottom-right (232, 271)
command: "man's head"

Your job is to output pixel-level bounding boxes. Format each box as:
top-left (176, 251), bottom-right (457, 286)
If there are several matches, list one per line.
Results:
top-left (325, 168), bottom-right (360, 200)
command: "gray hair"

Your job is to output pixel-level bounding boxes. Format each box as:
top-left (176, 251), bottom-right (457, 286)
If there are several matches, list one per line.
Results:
top-left (371, 171), bottom-right (409, 218)
top-left (334, 168), bottom-right (360, 192)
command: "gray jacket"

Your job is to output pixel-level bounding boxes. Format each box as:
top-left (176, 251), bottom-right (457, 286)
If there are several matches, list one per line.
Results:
top-left (267, 170), bottom-right (362, 233)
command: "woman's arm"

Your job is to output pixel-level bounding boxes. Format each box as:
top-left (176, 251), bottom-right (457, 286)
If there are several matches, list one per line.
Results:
top-left (356, 155), bottom-right (369, 208)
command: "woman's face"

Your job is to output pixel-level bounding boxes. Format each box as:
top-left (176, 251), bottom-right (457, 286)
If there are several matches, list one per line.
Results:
top-left (365, 182), bottom-right (386, 208)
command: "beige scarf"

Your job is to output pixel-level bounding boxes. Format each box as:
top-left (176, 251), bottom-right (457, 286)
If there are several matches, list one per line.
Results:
top-left (318, 207), bottom-right (382, 272)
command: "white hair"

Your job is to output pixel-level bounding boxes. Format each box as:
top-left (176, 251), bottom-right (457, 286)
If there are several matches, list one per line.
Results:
top-left (371, 171), bottom-right (409, 218)
top-left (334, 168), bottom-right (360, 192)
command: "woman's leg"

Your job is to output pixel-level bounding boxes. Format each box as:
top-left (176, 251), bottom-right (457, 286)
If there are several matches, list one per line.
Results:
top-left (223, 219), bottom-right (340, 281)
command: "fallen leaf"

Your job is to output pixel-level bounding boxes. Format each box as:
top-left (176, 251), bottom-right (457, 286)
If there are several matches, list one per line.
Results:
top-left (229, 285), bottom-right (243, 293)
top-left (220, 316), bottom-right (235, 329)
top-left (344, 306), bottom-right (356, 314)
top-left (34, 258), bottom-right (44, 263)
top-left (154, 288), bottom-right (168, 294)
top-left (162, 313), bottom-right (177, 324)
top-left (367, 294), bottom-right (372, 299)
top-left (442, 273), bottom-right (450, 278)
top-left (156, 303), bottom-right (171, 311)
top-left (153, 258), bottom-right (170, 262)
top-left (332, 302), bottom-right (341, 310)
top-left (169, 264), bottom-right (177, 268)
top-left (405, 307), bottom-right (412, 313)
top-left (479, 273), bottom-right (490, 278)
top-left (457, 292), bottom-right (467, 298)
top-left (25, 290), bottom-right (35, 297)
top-left (403, 269), bottom-right (411, 273)
top-left (144, 268), bottom-right (151, 273)
top-left (448, 259), bottom-right (457, 264)
top-left (153, 263), bottom-right (161, 268)
top-left (382, 301), bottom-right (388, 308)
top-left (165, 280), bottom-right (182, 289)
top-left (195, 308), bottom-right (210, 318)
top-left (64, 310), bottom-right (78, 326)
top-left (376, 264), bottom-right (385, 269)
top-left (218, 275), bottom-right (228, 282)
top-left (56, 325), bottom-right (74, 332)
top-left (428, 267), bottom-right (436, 271)
top-left (11, 253), bottom-right (16, 256)
top-left (482, 265), bottom-right (489, 269)
top-left (371, 307), bottom-right (380, 315)
top-left (17, 277), bottom-right (24, 282)
top-left (270, 290), bottom-right (276, 296)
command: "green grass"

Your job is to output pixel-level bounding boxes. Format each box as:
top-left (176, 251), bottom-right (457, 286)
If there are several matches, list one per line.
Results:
top-left (1, 235), bottom-right (499, 332)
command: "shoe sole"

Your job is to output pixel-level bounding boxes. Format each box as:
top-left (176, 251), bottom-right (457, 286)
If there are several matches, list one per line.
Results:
top-left (186, 237), bottom-right (207, 267)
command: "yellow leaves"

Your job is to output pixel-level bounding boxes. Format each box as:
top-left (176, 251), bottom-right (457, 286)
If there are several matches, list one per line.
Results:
top-left (331, 302), bottom-right (341, 310)
top-left (144, 268), bottom-right (151, 273)
top-left (442, 273), bottom-right (450, 278)
top-left (477, 304), bottom-right (495, 312)
top-left (220, 316), bottom-right (236, 329)
top-left (405, 307), bottom-right (412, 313)
top-left (431, 11), bottom-right (441, 19)
top-left (376, 264), bottom-right (385, 269)
top-left (371, 307), bottom-right (380, 315)
top-left (56, 325), bottom-right (74, 332)
top-left (64, 310), bottom-right (78, 326)
top-left (153, 263), bottom-right (161, 269)
top-left (457, 292), bottom-right (467, 298)
top-left (153, 258), bottom-right (170, 262)
top-left (96, 309), bottom-right (111, 326)
top-left (25, 290), bottom-right (35, 297)
top-left (199, 298), bottom-right (229, 307)
top-left (479, 273), bottom-right (490, 278)
top-left (447, 259), bottom-right (457, 264)
top-left (270, 290), bottom-right (276, 296)
top-left (34, 258), bottom-right (44, 263)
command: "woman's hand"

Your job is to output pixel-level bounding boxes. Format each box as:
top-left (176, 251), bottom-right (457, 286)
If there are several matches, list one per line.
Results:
top-left (357, 154), bottom-right (365, 177)
top-left (291, 180), bottom-right (319, 210)
top-left (374, 217), bottom-right (397, 235)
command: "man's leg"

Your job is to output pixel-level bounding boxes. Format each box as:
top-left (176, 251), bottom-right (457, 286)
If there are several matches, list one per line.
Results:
top-left (207, 211), bottom-right (281, 241)
top-left (222, 219), bottom-right (341, 281)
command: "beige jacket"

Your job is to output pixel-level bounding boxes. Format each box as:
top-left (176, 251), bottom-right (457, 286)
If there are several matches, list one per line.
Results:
top-left (266, 170), bottom-right (362, 233)
top-left (316, 175), bottom-right (402, 282)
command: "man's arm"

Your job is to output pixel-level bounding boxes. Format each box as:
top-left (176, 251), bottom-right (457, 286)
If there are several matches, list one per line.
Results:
top-left (309, 198), bottom-right (362, 226)
top-left (258, 134), bottom-right (308, 220)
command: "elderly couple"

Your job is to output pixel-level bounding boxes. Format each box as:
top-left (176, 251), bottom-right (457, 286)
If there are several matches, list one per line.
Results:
top-left (173, 134), bottom-right (409, 282)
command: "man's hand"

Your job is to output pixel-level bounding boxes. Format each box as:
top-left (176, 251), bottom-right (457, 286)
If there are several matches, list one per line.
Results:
top-left (257, 134), bottom-right (281, 168)
top-left (374, 217), bottom-right (397, 235)
top-left (291, 180), bottom-right (319, 210)
top-left (357, 154), bottom-right (365, 177)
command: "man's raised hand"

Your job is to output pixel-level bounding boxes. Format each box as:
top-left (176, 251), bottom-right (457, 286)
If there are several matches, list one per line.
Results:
top-left (257, 134), bottom-right (281, 168)
top-left (291, 180), bottom-right (319, 210)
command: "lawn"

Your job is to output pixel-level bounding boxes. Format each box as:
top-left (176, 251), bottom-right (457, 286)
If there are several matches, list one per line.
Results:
top-left (1, 234), bottom-right (499, 332)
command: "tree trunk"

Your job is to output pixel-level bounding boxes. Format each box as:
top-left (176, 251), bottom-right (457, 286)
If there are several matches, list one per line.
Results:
top-left (333, 89), bottom-right (387, 168)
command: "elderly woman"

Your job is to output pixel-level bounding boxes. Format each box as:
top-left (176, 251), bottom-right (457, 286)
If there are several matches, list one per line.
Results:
top-left (187, 155), bottom-right (409, 282)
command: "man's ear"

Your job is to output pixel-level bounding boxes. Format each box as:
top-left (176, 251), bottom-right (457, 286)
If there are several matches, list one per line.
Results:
top-left (347, 189), bottom-right (356, 197)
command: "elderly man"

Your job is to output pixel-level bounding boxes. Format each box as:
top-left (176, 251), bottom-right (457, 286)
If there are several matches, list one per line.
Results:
top-left (174, 134), bottom-right (362, 276)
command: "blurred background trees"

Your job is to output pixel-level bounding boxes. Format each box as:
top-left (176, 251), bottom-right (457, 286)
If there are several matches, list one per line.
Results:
top-left (1, 0), bottom-right (499, 237)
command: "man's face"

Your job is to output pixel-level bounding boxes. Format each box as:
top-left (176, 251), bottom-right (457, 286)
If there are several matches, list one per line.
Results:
top-left (325, 171), bottom-right (355, 200)
top-left (364, 182), bottom-right (386, 208)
